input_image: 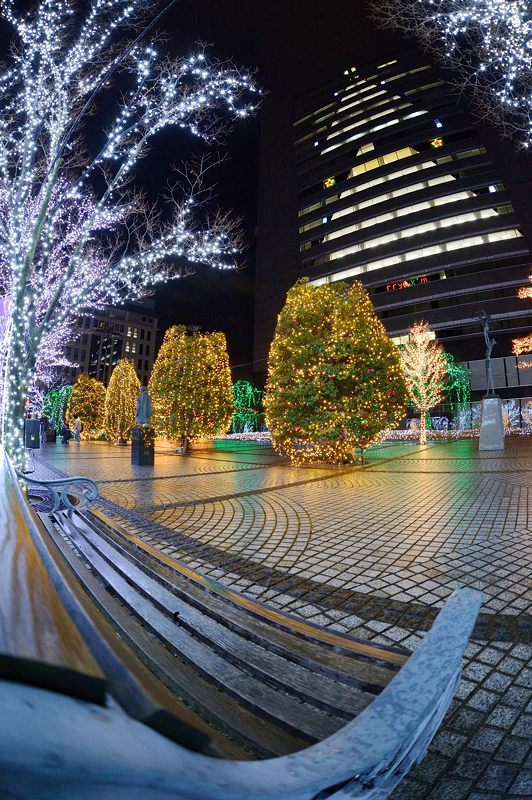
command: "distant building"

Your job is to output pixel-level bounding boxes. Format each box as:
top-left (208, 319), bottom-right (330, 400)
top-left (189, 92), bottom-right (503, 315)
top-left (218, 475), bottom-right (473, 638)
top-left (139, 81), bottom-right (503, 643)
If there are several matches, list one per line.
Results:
top-left (65, 303), bottom-right (158, 386)
top-left (254, 49), bottom-right (532, 397)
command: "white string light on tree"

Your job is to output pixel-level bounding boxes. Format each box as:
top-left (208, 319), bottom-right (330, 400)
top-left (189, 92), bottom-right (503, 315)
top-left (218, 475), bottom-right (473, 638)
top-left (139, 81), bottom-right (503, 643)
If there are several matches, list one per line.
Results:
top-left (0, 0), bottom-right (259, 467)
top-left (371, 0), bottom-right (532, 148)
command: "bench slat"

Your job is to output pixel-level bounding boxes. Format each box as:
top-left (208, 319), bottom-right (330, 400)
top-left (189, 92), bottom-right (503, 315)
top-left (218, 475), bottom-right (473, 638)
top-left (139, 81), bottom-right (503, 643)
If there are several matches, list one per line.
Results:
top-left (0, 452), bottom-right (104, 703)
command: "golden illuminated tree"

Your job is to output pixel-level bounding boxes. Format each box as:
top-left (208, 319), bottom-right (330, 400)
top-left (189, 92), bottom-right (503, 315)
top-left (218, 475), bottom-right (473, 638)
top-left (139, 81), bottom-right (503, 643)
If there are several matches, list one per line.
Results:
top-left (400, 321), bottom-right (447, 445)
top-left (149, 326), bottom-right (233, 452)
top-left (104, 359), bottom-right (141, 444)
top-left (265, 278), bottom-right (409, 464)
top-left (66, 373), bottom-right (106, 438)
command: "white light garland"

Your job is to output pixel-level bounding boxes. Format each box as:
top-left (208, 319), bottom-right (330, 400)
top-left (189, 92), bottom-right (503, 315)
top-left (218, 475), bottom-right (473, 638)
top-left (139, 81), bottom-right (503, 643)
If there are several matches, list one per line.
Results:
top-left (0, 0), bottom-right (259, 466)
top-left (372, 0), bottom-right (532, 148)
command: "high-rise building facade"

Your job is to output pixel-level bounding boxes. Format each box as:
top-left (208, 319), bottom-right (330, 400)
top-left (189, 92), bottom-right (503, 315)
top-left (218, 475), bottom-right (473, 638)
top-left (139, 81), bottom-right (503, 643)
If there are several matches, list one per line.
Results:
top-left (65, 304), bottom-right (158, 386)
top-left (254, 49), bottom-right (532, 396)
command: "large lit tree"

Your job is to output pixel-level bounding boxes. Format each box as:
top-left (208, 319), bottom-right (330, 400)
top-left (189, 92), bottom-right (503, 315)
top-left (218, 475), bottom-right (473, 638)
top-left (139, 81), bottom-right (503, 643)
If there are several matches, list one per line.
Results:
top-left (372, 1), bottom-right (532, 148)
top-left (401, 321), bottom-right (447, 445)
top-left (265, 278), bottom-right (409, 464)
top-left (0, 0), bottom-right (258, 467)
top-left (66, 372), bottom-right (106, 438)
top-left (149, 326), bottom-right (233, 452)
top-left (104, 359), bottom-right (140, 444)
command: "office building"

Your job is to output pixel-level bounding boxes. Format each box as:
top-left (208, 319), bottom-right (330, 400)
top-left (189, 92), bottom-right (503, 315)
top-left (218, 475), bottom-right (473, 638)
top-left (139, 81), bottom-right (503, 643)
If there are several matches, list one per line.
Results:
top-left (254, 49), bottom-right (532, 396)
top-left (65, 303), bottom-right (158, 386)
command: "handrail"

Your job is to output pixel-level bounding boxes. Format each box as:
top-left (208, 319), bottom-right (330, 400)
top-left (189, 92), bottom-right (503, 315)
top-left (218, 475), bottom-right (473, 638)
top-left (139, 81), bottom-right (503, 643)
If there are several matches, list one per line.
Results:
top-left (16, 472), bottom-right (98, 513)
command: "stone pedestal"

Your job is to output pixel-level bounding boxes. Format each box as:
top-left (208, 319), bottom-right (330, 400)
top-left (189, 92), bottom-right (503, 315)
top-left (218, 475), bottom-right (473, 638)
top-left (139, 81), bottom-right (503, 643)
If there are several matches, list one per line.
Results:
top-left (131, 426), bottom-right (154, 465)
top-left (479, 396), bottom-right (504, 451)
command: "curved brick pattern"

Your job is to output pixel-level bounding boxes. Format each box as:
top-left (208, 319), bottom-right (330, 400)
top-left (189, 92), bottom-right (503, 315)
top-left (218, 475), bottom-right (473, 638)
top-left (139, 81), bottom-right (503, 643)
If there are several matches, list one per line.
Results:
top-left (35, 437), bottom-right (532, 799)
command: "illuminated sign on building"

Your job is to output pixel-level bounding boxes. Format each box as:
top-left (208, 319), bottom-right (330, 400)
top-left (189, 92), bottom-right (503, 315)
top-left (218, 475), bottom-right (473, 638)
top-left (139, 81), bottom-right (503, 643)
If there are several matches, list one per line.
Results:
top-left (386, 276), bottom-right (429, 292)
top-left (430, 137), bottom-right (444, 148)
top-left (323, 176), bottom-right (336, 189)
top-left (373, 271), bottom-right (445, 295)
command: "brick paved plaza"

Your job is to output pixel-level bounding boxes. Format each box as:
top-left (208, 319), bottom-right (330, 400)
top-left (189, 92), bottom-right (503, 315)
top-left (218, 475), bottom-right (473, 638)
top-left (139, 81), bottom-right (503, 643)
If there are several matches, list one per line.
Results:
top-left (36, 437), bottom-right (532, 799)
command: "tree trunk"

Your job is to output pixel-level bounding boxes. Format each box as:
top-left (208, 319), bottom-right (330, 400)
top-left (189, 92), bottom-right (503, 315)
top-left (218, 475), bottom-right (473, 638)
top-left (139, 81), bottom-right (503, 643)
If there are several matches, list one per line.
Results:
top-left (419, 409), bottom-right (427, 445)
top-left (2, 330), bottom-right (34, 470)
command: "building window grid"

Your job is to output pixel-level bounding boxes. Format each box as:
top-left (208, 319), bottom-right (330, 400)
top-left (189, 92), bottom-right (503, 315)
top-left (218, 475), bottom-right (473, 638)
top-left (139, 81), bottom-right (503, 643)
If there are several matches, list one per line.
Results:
top-left (299, 172), bottom-right (498, 234)
top-left (297, 146), bottom-right (488, 218)
top-left (309, 229), bottom-right (524, 284)
top-left (317, 197), bottom-right (512, 246)
top-left (301, 197), bottom-right (512, 253)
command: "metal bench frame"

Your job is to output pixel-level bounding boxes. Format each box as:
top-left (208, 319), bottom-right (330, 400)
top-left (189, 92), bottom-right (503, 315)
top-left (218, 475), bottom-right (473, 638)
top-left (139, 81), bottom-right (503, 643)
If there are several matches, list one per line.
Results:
top-left (16, 472), bottom-right (98, 513)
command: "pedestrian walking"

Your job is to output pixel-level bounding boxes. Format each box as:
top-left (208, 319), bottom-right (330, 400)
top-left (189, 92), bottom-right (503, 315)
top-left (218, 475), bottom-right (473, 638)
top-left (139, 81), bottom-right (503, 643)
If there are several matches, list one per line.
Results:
top-left (74, 416), bottom-right (82, 443)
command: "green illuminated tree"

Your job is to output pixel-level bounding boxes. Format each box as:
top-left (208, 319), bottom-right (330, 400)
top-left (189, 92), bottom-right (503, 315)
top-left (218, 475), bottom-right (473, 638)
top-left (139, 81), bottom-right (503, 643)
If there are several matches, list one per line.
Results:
top-left (67, 373), bottom-right (107, 438)
top-left (104, 360), bottom-right (140, 444)
top-left (43, 385), bottom-right (72, 432)
top-left (149, 326), bottom-right (233, 452)
top-left (443, 353), bottom-right (471, 412)
top-left (265, 278), bottom-right (409, 464)
top-left (232, 380), bottom-right (264, 432)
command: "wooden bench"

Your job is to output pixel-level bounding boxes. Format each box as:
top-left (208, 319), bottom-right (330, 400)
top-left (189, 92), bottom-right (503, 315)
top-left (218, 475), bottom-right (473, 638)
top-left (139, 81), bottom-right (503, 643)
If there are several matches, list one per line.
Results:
top-left (3, 454), bottom-right (482, 798)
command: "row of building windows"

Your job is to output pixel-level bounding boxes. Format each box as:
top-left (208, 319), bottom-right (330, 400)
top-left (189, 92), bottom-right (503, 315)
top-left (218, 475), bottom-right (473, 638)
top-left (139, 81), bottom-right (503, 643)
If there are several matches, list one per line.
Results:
top-left (298, 144), bottom-right (488, 217)
top-left (325, 99), bottom-right (413, 144)
top-left (321, 109), bottom-right (428, 155)
top-left (380, 286), bottom-right (520, 319)
top-left (303, 207), bottom-right (515, 257)
top-left (300, 182), bottom-right (507, 238)
top-left (309, 229), bottom-right (524, 282)
top-left (323, 199), bottom-right (512, 245)
top-left (125, 342), bottom-right (151, 355)
top-left (75, 316), bottom-right (154, 340)
top-left (293, 64), bottom-right (432, 136)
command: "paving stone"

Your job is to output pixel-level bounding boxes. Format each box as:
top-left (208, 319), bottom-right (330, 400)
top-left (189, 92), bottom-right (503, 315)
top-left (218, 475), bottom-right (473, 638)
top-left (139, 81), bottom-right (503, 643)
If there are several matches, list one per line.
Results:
top-left (509, 770), bottom-right (532, 796)
top-left (426, 777), bottom-right (472, 800)
top-left (409, 754), bottom-right (452, 786)
top-left (467, 690), bottom-right (500, 712)
top-left (476, 763), bottom-right (520, 792)
top-left (512, 714), bottom-right (532, 739)
top-left (486, 704), bottom-right (522, 728)
top-left (482, 671), bottom-right (514, 693)
top-left (470, 726), bottom-right (506, 753)
top-left (495, 736), bottom-right (531, 765)
top-left (450, 749), bottom-right (490, 780)
top-left (448, 708), bottom-right (484, 735)
top-left (503, 687), bottom-right (530, 709)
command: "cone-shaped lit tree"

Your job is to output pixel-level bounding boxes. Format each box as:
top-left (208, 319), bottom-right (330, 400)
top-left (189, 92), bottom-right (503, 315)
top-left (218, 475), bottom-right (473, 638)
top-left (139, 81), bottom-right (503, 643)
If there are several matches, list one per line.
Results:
top-left (104, 360), bottom-right (140, 444)
top-left (149, 326), bottom-right (233, 452)
top-left (67, 373), bottom-right (106, 438)
top-left (265, 278), bottom-right (409, 464)
top-left (401, 321), bottom-right (447, 445)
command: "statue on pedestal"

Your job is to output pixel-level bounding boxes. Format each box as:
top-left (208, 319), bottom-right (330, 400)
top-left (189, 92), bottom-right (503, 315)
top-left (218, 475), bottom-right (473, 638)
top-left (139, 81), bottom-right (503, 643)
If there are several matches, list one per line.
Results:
top-left (135, 386), bottom-right (152, 426)
top-left (478, 310), bottom-right (496, 396)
